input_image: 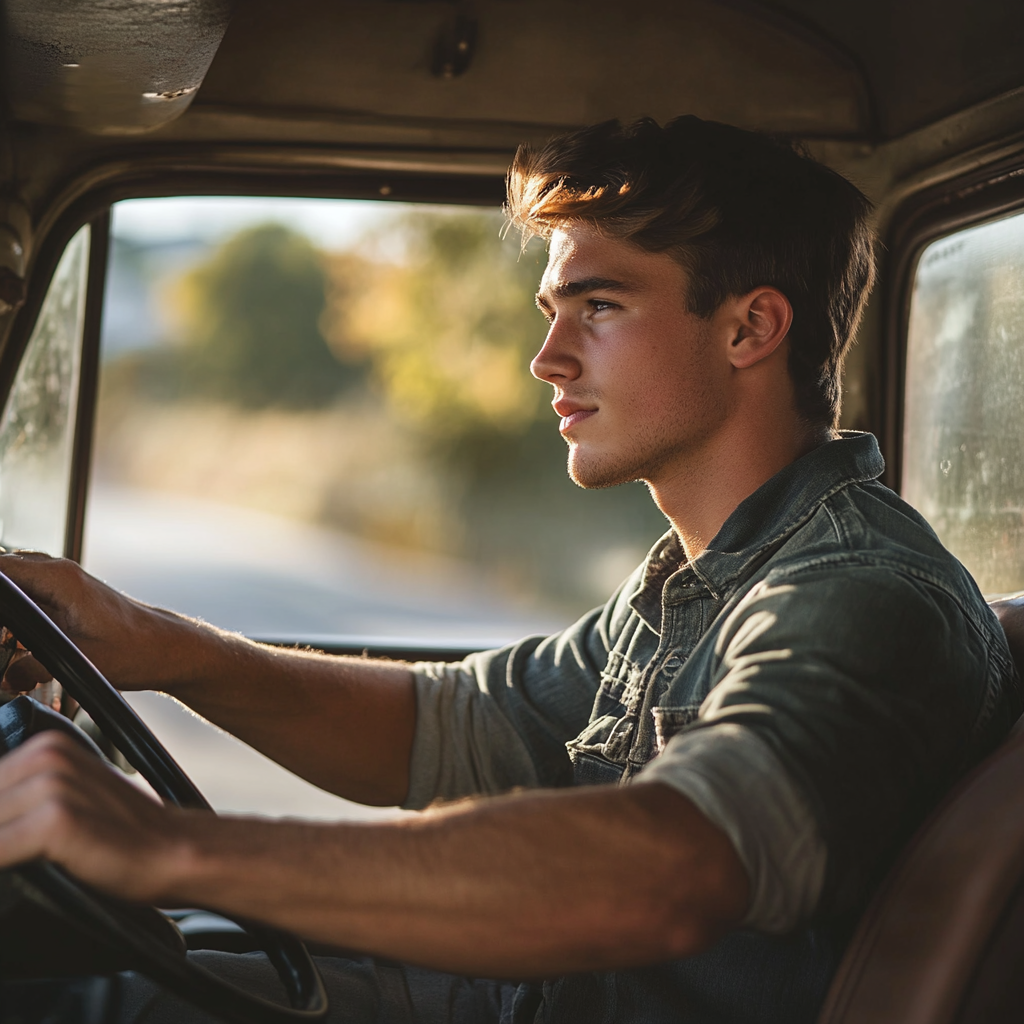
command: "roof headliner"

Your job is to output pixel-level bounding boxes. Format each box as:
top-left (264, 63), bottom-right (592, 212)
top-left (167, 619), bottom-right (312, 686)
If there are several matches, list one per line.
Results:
top-left (188, 0), bottom-right (1024, 143)
top-left (6, 0), bottom-right (1024, 143)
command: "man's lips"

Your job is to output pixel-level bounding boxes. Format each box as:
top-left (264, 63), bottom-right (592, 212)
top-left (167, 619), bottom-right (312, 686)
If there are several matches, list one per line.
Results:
top-left (553, 399), bottom-right (597, 433)
top-left (559, 409), bottom-right (596, 432)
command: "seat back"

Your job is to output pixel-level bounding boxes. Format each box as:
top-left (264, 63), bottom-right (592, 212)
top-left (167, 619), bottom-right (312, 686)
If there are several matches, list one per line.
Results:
top-left (817, 597), bottom-right (1024, 1024)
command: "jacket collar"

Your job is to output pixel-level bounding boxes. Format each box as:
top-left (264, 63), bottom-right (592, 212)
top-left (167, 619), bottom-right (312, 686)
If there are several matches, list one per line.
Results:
top-left (629, 432), bottom-right (885, 630)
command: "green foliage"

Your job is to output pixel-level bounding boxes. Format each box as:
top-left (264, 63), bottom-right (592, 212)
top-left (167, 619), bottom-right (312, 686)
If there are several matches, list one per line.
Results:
top-left (168, 223), bottom-right (363, 408)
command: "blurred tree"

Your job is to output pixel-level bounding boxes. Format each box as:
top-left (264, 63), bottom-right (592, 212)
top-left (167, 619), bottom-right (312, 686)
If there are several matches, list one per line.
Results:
top-left (97, 206), bottom-right (667, 613)
top-left (167, 223), bottom-right (363, 407)
top-left (323, 210), bottom-right (549, 456)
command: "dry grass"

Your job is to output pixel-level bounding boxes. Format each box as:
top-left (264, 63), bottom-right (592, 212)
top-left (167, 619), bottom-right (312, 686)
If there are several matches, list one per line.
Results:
top-left (92, 395), bottom-right (460, 554)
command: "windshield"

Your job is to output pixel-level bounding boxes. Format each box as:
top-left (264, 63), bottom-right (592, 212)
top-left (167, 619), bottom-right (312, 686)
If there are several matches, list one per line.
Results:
top-left (85, 196), bottom-right (667, 649)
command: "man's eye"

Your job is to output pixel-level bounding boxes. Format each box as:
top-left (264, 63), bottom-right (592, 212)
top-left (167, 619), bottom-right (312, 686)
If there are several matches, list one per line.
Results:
top-left (588, 299), bottom-right (617, 313)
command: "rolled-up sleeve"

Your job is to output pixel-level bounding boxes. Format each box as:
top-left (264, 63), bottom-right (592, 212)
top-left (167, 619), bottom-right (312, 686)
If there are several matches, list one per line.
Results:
top-left (640, 723), bottom-right (827, 934)
top-left (402, 583), bottom-right (636, 808)
top-left (654, 563), bottom-right (1016, 919)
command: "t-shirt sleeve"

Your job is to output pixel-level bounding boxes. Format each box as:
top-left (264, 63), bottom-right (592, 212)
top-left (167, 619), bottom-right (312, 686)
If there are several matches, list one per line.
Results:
top-left (643, 564), bottom-right (1016, 921)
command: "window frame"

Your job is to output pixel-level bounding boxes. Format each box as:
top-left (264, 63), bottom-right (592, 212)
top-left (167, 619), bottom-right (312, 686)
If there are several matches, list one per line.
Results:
top-left (884, 151), bottom-right (1024, 492)
top-left (0, 209), bottom-right (111, 561)
top-left (2, 167), bottom-right (506, 554)
top-left (0, 163), bottom-right (507, 659)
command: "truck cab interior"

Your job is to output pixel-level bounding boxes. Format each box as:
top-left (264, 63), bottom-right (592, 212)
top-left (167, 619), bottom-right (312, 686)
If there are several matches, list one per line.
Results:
top-left (3, 1), bottom-right (1024, 1021)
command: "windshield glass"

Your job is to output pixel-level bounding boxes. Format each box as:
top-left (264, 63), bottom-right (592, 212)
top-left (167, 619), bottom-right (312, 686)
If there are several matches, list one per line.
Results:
top-left (86, 196), bottom-right (667, 650)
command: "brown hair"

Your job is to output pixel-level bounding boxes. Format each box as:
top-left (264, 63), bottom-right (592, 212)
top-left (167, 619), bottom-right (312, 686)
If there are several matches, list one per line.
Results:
top-left (506, 116), bottom-right (875, 426)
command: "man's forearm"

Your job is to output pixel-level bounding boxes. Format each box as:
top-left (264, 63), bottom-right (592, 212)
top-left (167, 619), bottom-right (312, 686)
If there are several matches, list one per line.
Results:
top-left (0, 550), bottom-right (418, 806)
top-left (159, 782), bottom-right (749, 977)
top-left (153, 614), bottom-right (417, 806)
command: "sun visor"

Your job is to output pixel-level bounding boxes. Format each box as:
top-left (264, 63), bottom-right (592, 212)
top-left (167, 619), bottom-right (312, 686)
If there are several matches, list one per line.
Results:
top-left (2, 0), bottom-right (233, 135)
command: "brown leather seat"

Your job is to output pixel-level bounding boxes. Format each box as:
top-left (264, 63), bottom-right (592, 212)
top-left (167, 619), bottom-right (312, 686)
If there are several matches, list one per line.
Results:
top-left (817, 597), bottom-right (1024, 1024)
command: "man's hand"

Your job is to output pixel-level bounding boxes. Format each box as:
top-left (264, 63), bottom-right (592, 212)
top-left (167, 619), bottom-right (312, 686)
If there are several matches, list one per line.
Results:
top-left (0, 730), bottom-right (190, 903)
top-left (0, 551), bottom-right (418, 807)
top-left (0, 732), bottom-right (750, 977)
top-left (0, 552), bottom-right (191, 694)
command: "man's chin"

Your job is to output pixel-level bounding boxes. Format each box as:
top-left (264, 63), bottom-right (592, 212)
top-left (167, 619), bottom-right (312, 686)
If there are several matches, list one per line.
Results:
top-left (567, 452), bottom-right (641, 490)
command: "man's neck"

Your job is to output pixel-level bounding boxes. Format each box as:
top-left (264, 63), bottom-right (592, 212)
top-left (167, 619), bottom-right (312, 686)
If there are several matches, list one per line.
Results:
top-left (650, 417), bottom-right (834, 564)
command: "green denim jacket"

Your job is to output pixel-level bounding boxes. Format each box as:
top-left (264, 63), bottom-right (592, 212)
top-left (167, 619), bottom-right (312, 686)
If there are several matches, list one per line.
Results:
top-left (408, 432), bottom-right (1020, 1023)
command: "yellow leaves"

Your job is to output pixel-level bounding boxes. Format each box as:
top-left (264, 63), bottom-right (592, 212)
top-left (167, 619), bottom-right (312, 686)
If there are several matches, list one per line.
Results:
top-left (321, 210), bottom-right (548, 440)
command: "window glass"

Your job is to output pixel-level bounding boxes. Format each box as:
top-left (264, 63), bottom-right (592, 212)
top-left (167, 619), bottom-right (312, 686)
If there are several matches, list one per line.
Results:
top-left (0, 224), bottom-right (89, 554)
top-left (903, 211), bottom-right (1024, 596)
top-left (84, 197), bottom-right (668, 816)
top-left (86, 197), bottom-right (667, 645)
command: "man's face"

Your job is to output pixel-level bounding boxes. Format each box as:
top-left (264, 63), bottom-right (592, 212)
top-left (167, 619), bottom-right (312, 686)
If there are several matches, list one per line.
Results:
top-left (532, 225), bottom-right (731, 490)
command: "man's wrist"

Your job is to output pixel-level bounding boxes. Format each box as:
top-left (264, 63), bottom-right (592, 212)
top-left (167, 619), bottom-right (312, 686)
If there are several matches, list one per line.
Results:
top-left (149, 810), bottom-right (231, 907)
top-left (149, 814), bottom-right (334, 921)
top-left (137, 606), bottom-right (238, 697)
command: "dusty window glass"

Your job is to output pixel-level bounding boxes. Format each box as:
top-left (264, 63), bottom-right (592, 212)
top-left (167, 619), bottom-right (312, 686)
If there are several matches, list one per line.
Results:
top-left (84, 197), bottom-right (668, 817)
top-left (903, 211), bottom-right (1024, 596)
top-left (0, 224), bottom-right (89, 554)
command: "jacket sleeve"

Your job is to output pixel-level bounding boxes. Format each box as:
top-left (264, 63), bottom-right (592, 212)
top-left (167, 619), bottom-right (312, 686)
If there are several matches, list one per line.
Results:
top-left (648, 562), bottom-right (1019, 918)
top-left (402, 569), bottom-right (643, 808)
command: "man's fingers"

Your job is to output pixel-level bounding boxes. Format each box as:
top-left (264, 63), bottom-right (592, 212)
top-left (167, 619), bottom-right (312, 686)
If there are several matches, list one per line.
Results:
top-left (0, 737), bottom-right (92, 867)
top-left (0, 730), bottom-right (177, 900)
top-left (0, 804), bottom-right (61, 869)
top-left (0, 553), bottom-right (166, 693)
top-left (0, 553), bottom-right (72, 690)
top-left (0, 772), bottom-right (71, 839)
top-left (0, 552), bottom-right (94, 641)
top-left (0, 550), bottom-right (67, 606)
top-left (0, 731), bottom-right (159, 814)
top-left (0, 731), bottom-right (89, 788)
top-left (1, 650), bottom-right (53, 693)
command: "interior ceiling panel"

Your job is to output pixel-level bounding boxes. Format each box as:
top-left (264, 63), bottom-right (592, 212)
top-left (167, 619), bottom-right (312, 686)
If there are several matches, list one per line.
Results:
top-left (193, 0), bottom-right (871, 138)
top-left (760, 0), bottom-right (1024, 139)
top-left (3, 0), bottom-right (1023, 185)
top-left (2, 0), bottom-right (232, 134)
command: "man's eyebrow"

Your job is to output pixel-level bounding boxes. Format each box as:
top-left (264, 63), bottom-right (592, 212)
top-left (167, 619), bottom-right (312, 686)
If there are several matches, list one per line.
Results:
top-left (536, 277), bottom-right (635, 304)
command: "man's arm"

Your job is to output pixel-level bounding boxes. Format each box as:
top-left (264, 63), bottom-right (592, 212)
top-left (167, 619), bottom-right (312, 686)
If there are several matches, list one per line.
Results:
top-left (0, 553), bottom-right (417, 806)
top-left (0, 728), bottom-right (749, 977)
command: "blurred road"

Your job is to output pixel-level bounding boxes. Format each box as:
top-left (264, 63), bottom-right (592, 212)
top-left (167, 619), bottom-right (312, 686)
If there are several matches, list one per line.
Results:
top-left (83, 485), bottom-right (565, 643)
top-left (81, 485), bottom-right (569, 819)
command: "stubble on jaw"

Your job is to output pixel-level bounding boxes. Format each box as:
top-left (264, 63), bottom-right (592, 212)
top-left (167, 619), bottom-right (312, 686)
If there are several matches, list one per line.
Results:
top-left (565, 429), bottom-right (687, 491)
top-left (564, 368), bottom-right (725, 492)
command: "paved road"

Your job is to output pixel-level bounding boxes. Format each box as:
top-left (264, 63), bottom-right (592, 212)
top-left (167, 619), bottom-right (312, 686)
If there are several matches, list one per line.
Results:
top-left (83, 485), bottom-right (565, 642)
top-left (81, 485), bottom-right (569, 819)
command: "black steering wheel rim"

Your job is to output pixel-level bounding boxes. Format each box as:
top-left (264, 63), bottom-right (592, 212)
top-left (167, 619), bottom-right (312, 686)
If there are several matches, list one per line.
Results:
top-left (0, 572), bottom-right (329, 1024)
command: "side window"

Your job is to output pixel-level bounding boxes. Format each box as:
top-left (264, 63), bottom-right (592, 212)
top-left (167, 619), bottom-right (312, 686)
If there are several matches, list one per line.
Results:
top-left (903, 211), bottom-right (1024, 596)
top-left (0, 224), bottom-right (90, 555)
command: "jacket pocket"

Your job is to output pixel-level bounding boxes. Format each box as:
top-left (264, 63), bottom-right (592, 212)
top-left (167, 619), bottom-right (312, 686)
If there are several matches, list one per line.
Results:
top-left (569, 749), bottom-right (628, 787)
top-left (652, 705), bottom-right (702, 753)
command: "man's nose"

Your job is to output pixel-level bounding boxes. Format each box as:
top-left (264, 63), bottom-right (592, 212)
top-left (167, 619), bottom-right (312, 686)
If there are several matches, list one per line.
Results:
top-left (530, 320), bottom-right (581, 384)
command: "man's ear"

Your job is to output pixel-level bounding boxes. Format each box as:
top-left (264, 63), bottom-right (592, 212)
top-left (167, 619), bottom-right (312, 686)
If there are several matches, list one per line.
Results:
top-left (726, 288), bottom-right (793, 369)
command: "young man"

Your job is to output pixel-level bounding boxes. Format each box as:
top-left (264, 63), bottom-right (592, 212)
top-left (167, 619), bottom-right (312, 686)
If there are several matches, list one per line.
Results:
top-left (0, 116), bottom-right (1018, 1024)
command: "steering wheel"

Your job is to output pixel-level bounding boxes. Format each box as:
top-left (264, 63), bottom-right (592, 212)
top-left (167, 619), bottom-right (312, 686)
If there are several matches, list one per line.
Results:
top-left (0, 573), bottom-right (329, 1024)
